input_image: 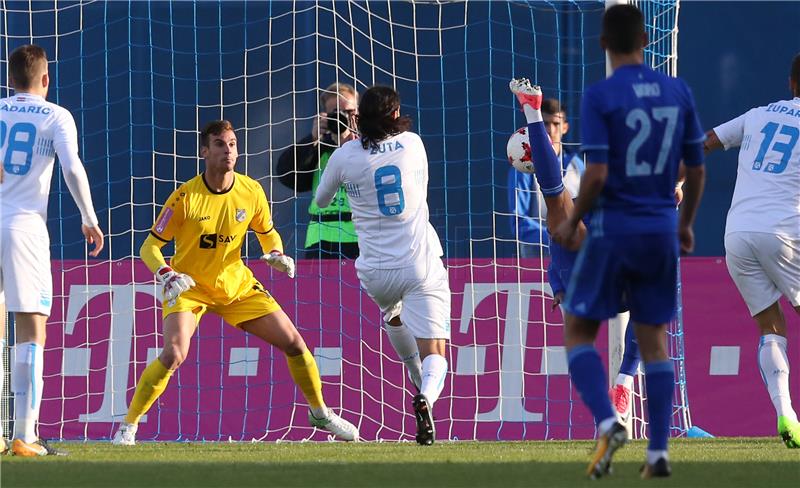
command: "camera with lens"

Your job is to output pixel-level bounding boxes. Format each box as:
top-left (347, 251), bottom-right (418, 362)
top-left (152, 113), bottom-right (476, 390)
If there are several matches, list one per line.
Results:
top-left (326, 110), bottom-right (353, 135)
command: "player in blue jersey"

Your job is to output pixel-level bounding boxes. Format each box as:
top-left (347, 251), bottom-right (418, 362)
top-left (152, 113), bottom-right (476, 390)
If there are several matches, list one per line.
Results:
top-left (509, 79), bottom-right (645, 426)
top-left (551, 5), bottom-right (705, 479)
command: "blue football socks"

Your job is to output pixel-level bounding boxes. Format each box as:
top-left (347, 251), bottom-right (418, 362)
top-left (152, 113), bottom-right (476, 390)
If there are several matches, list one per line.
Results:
top-left (644, 360), bottom-right (674, 451)
top-left (619, 324), bottom-right (641, 377)
top-left (568, 345), bottom-right (616, 426)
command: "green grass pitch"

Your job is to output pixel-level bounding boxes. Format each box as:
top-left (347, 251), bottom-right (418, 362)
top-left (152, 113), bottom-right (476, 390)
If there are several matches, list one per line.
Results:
top-left (1, 438), bottom-right (797, 487)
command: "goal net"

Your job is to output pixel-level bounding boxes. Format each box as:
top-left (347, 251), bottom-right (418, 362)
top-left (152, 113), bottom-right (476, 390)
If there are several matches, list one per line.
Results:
top-left (0, 0), bottom-right (689, 442)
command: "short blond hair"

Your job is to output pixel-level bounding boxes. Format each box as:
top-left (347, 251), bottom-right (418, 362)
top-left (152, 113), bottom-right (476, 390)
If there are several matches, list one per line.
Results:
top-left (320, 82), bottom-right (358, 109)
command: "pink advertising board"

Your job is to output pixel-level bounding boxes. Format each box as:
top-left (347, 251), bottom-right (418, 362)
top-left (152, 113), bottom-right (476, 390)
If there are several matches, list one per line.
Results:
top-left (36, 257), bottom-right (797, 441)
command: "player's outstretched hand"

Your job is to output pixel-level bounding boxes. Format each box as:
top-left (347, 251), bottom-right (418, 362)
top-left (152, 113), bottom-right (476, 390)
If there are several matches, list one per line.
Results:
top-left (678, 224), bottom-right (695, 254)
top-left (81, 224), bottom-right (105, 257)
top-left (156, 266), bottom-right (196, 307)
top-left (261, 251), bottom-right (296, 279)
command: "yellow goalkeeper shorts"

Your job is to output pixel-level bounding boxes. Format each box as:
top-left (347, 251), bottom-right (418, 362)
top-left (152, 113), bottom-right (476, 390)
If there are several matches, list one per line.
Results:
top-left (162, 279), bottom-right (281, 327)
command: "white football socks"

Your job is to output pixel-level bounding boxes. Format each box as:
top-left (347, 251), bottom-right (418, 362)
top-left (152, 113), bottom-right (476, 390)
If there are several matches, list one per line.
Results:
top-left (12, 342), bottom-right (44, 443)
top-left (419, 354), bottom-right (448, 407)
top-left (598, 416), bottom-right (618, 435)
top-left (758, 334), bottom-right (797, 422)
top-left (523, 105), bottom-right (543, 124)
top-left (384, 322), bottom-right (423, 390)
top-left (615, 373), bottom-right (634, 390)
top-left (647, 449), bottom-right (669, 465)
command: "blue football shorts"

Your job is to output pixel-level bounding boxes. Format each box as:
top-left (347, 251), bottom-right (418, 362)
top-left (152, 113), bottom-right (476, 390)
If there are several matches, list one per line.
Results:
top-left (563, 232), bottom-right (677, 325)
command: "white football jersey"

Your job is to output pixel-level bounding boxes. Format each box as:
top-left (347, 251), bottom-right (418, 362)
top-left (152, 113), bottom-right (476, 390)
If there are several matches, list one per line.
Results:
top-left (1, 93), bottom-right (95, 233)
top-left (316, 131), bottom-right (443, 269)
top-left (715, 97), bottom-right (800, 237)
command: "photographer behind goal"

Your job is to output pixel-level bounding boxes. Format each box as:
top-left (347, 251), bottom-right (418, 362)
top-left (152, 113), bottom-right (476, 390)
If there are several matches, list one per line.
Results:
top-left (277, 82), bottom-right (360, 259)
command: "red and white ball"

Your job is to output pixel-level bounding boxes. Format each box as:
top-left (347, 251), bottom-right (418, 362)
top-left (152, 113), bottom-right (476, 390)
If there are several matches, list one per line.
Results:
top-left (507, 127), bottom-right (534, 174)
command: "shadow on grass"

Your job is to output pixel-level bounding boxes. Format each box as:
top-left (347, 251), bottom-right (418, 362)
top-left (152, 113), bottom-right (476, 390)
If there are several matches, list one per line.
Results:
top-left (3, 461), bottom-right (799, 488)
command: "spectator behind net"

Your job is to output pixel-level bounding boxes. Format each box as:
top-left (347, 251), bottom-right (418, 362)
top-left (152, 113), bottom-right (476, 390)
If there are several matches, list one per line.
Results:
top-left (277, 83), bottom-right (360, 259)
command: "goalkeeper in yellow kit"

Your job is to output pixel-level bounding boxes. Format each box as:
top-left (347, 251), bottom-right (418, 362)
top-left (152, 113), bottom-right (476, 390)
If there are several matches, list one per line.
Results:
top-left (112, 120), bottom-right (358, 444)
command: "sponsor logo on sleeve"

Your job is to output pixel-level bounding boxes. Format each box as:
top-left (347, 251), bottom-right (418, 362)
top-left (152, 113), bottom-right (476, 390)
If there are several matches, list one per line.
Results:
top-left (155, 207), bottom-right (174, 233)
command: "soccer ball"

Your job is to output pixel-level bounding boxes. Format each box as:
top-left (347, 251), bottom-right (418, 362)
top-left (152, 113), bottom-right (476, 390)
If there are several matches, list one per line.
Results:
top-left (507, 127), bottom-right (534, 174)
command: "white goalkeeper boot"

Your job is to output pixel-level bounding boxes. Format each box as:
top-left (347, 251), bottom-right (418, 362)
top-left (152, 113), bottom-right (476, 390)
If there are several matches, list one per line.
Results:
top-left (308, 410), bottom-right (359, 442)
top-left (112, 422), bottom-right (138, 446)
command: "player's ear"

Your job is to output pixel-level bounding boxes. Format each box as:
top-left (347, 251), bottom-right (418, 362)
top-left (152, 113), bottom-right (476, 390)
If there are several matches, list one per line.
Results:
top-left (41, 72), bottom-right (49, 89)
top-left (641, 31), bottom-right (649, 50)
top-left (200, 145), bottom-right (208, 158)
top-left (562, 119), bottom-right (569, 135)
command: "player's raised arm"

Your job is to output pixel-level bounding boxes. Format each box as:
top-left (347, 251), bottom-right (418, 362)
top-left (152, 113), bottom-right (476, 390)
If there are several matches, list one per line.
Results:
top-left (52, 110), bottom-right (104, 256)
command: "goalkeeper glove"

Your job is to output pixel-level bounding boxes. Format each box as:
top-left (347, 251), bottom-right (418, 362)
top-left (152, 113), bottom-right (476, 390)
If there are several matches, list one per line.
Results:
top-left (261, 251), bottom-right (296, 279)
top-left (156, 266), bottom-right (196, 307)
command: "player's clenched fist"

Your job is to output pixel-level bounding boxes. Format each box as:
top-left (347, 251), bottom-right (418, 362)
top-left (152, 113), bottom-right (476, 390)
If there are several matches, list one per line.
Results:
top-left (156, 266), bottom-right (196, 306)
top-left (261, 251), bottom-right (296, 279)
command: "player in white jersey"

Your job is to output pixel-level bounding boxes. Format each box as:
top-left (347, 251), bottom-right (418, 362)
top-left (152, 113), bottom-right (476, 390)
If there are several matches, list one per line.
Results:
top-left (704, 53), bottom-right (800, 449)
top-left (315, 85), bottom-right (450, 445)
top-left (0, 45), bottom-right (104, 456)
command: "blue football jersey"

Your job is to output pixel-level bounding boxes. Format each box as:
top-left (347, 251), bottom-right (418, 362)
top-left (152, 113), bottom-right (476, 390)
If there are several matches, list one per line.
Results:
top-left (580, 64), bottom-right (705, 235)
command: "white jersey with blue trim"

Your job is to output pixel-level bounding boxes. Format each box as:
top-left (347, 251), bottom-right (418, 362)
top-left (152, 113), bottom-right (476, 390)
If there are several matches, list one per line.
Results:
top-left (315, 131), bottom-right (443, 270)
top-left (0, 92), bottom-right (94, 233)
top-left (715, 97), bottom-right (800, 237)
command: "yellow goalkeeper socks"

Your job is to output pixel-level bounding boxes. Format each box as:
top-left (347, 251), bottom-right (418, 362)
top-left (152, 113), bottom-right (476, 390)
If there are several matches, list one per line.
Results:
top-left (286, 350), bottom-right (328, 418)
top-left (124, 359), bottom-right (174, 425)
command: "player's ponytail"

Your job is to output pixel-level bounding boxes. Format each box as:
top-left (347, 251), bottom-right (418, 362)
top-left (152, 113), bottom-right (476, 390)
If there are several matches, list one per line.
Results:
top-left (358, 85), bottom-right (412, 150)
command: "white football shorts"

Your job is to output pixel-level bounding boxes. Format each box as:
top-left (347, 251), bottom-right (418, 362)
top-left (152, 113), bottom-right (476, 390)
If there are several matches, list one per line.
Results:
top-left (357, 258), bottom-right (451, 340)
top-left (724, 231), bottom-right (800, 316)
top-left (0, 227), bottom-right (53, 316)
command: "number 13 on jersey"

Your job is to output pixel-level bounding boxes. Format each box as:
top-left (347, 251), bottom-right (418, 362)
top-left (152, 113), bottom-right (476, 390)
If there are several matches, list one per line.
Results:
top-left (375, 165), bottom-right (405, 216)
top-left (752, 122), bottom-right (798, 174)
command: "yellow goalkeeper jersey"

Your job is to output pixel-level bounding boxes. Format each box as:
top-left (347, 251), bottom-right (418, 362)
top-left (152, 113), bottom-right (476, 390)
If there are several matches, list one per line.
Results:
top-left (149, 172), bottom-right (280, 303)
